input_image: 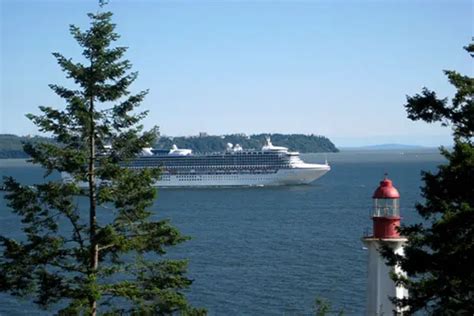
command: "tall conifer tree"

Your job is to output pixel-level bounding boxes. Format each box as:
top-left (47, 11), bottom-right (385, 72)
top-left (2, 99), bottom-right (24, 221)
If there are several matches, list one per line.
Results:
top-left (381, 43), bottom-right (474, 314)
top-left (0, 3), bottom-right (204, 315)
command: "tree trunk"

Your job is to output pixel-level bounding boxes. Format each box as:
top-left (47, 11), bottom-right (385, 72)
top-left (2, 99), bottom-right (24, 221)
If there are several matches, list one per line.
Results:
top-left (88, 95), bottom-right (98, 316)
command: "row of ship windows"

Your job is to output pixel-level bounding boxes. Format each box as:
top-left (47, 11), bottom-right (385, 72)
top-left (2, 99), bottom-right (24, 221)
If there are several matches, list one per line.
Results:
top-left (134, 158), bottom-right (287, 164)
top-left (139, 156), bottom-right (285, 160)
top-left (132, 163), bottom-right (287, 167)
top-left (189, 152), bottom-right (282, 155)
top-left (161, 176), bottom-right (271, 181)
top-left (143, 155), bottom-right (285, 159)
top-left (161, 172), bottom-right (275, 177)
top-left (129, 167), bottom-right (285, 171)
top-left (130, 167), bottom-right (278, 173)
top-left (164, 167), bottom-right (286, 171)
top-left (152, 152), bottom-right (286, 157)
top-left (132, 164), bottom-right (288, 169)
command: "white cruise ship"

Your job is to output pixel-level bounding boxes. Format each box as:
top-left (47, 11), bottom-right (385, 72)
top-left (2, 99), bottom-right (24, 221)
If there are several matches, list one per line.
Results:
top-left (62, 138), bottom-right (330, 187)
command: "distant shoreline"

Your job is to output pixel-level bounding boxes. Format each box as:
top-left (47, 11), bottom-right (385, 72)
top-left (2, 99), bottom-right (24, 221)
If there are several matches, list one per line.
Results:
top-left (339, 145), bottom-right (442, 151)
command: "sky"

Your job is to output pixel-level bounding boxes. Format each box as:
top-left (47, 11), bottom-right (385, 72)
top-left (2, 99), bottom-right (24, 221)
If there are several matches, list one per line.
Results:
top-left (0, 0), bottom-right (472, 147)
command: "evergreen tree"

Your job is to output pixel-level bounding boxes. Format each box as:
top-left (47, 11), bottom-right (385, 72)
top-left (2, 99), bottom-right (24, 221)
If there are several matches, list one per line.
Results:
top-left (381, 43), bottom-right (474, 314)
top-left (0, 3), bottom-right (204, 315)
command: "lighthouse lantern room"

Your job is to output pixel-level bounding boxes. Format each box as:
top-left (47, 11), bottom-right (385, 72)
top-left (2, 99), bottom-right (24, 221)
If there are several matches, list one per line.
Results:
top-left (372, 175), bottom-right (401, 238)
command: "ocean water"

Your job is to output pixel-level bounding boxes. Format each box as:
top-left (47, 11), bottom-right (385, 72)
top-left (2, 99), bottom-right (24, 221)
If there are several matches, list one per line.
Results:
top-left (0, 149), bottom-right (445, 315)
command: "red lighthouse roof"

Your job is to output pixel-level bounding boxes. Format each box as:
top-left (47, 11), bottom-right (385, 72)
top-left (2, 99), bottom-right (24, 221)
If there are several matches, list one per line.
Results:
top-left (373, 176), bottom-right (400, 199)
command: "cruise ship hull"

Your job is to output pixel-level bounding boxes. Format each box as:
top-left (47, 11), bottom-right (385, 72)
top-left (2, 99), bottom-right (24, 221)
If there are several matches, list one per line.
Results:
top-left (155, 165), bottom-right (330, 187)
top-left (61, 165), bottom-right (330, 188)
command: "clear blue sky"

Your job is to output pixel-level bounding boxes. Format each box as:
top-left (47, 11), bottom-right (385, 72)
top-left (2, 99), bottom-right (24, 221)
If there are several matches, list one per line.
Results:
top-left (1, 0), bottom-right (472, 146)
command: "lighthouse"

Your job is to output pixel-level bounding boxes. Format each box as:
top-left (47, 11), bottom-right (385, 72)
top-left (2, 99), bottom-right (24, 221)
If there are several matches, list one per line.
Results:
top-left (363, 175), bottom-right (408, 315)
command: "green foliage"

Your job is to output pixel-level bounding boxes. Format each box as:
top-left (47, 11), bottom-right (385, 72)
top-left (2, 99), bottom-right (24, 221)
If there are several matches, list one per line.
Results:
top-left (381, 43), bottom-right (474, 314)
top-left (156, 133), bottom-right (339, 153)
top-left (0, 5), bottom-right (203, 315)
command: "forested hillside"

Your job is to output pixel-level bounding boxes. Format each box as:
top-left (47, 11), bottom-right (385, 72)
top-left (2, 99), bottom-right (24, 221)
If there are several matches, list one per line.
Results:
top-left (155, 134), bottom-right (338, 153)
top-left (0, 133), bottom-right (338, 158)
top-left (0, 134), bottom-right (53, 158)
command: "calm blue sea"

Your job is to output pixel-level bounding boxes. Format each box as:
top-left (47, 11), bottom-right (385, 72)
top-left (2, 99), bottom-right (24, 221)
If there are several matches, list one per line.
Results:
top-left (0, 149), bottom-right (445, 315)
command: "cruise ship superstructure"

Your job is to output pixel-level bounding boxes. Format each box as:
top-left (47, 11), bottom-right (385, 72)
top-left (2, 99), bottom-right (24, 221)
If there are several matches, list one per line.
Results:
top-left (63, 138), bottom-right (330, 187)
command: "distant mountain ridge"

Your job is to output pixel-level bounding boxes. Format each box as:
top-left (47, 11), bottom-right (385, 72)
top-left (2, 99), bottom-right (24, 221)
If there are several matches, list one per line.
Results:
top-left (0, 133), bottom-right (338, 158)
top-left (342, 143), bottom-right (427, 150)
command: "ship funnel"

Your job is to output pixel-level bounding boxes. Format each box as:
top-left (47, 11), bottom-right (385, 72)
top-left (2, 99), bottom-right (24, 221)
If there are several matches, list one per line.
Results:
top-left (265, 136), bottom-right (272, 146)
top-left (262, 136), bottom-right (288, 152)
top-left (141, 147), bottom-right (154, 156)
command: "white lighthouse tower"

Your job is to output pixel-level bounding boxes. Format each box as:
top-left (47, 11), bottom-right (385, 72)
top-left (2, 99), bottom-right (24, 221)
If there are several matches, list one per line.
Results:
top-left (363, 175), bottom-right (408, 315)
